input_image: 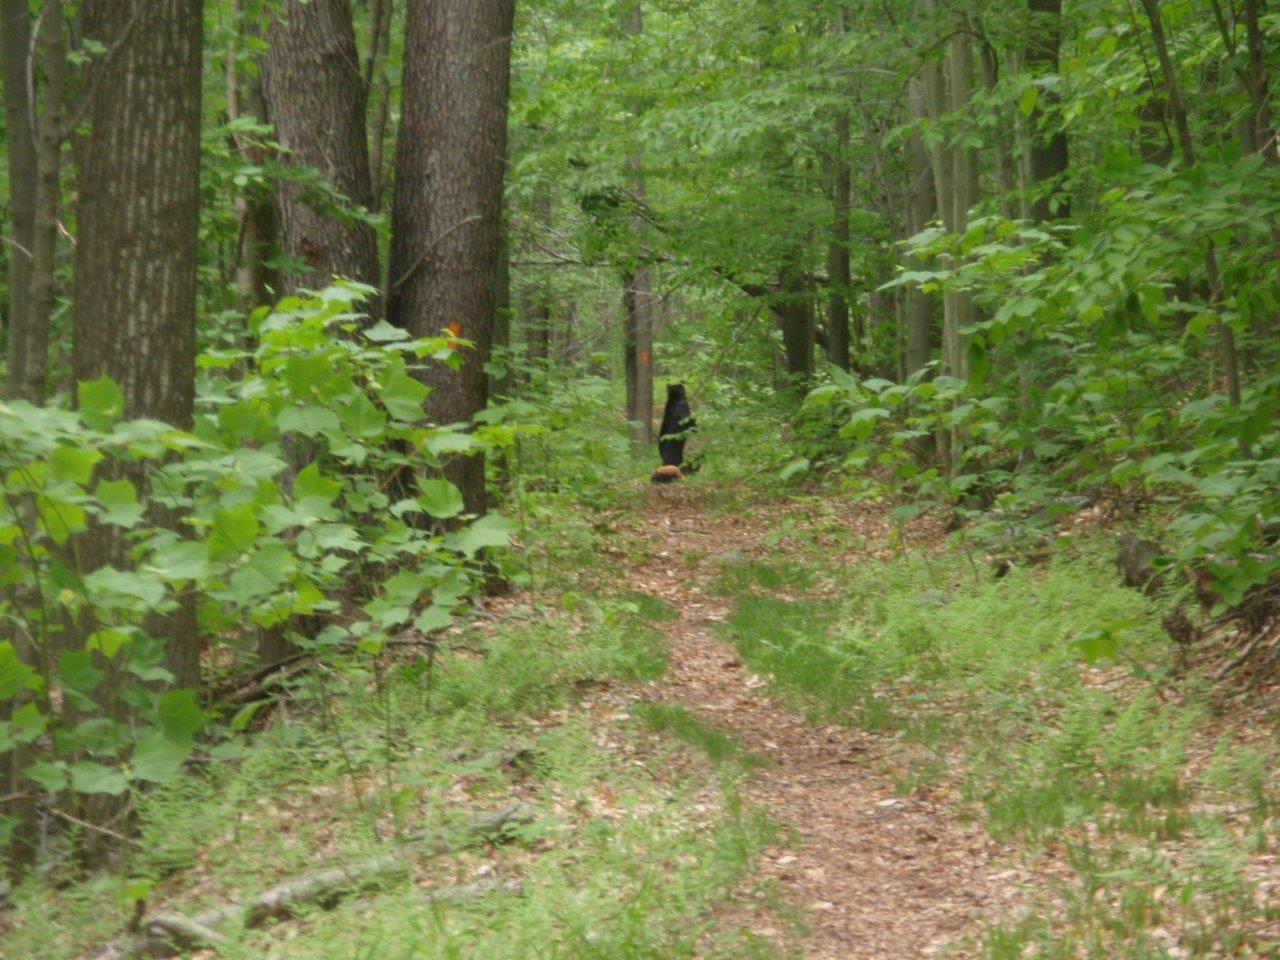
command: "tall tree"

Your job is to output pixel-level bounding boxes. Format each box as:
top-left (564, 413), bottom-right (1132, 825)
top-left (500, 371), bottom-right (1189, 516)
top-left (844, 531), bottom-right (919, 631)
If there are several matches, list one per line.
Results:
top-left (74, 0), bottom-right (204, 687)
top-left (387, 0), bottom-right (517, 513)
top-left (1, 0), bottom-right (36, 396)
top-left (1025, 0), bottom-right (1069, 221)
top-left (621, 0), bottom-right (654, 446)
top-left (823, 7), bottom-right (852, 373)
top-left (3, 0), bottom-right (63, 402)
top-left (262, 0), bottom-right (379, 294)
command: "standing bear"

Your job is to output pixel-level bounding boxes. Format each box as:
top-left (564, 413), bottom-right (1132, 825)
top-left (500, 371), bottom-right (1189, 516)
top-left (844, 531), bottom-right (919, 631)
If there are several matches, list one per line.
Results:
top-left (651, 382), bottom-right (696, 484)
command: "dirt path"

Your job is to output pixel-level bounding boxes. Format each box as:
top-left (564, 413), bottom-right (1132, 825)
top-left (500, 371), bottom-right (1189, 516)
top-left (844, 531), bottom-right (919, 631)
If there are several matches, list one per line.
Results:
top-left (619, 486), bottom-right (1035, 959)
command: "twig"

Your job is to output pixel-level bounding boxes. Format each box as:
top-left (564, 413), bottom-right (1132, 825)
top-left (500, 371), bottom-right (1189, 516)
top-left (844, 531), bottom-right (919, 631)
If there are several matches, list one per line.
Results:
top-left (391, 215), bottom-right (484, 292)
top-left (50, 808), bottom-right (141, 849)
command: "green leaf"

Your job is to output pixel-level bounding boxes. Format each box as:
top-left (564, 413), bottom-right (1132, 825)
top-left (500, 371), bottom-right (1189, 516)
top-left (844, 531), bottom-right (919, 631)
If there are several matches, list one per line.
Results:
top-left (450, 513), bottom-right (516, 557)
top-left (84, 566), bottom-right (167, 608)
top-left (129, 733), bottom-right (190, 784)
top-left (780, 457), bottom-right (810, 481)
top-left (294, 462), bottom-right (341, 513)
top-left (413, 605), bottom-right (454, 632)
top-left (339, 393), bottom-right (387, 439)
top-left (95, 478), bottom-right (145, 527)
top-left (417, 479), bottom-right (465, 519)
top-left (208, 504), bottom-right (260, 559)
top-left (277, 405), bottom-right (341, 437)
top-left (0, 641), bottom-right (38, 698)
top-left (36, 494), bottom-right (88, 545)
top-left (155, 690), bottom-right (204, 744)
top-left (1019, 85), bottom-right (1039, 116)
top-left (24, 761), bottom-right (69, 793)
top-left (78, 376), bottom-right (125, 430)
top-left (423, 431), bottom-right (481, 456)
top-left (1070, 629), bottom-right (1119, 665)
top-left (71, 761), bottom-right (130, 796)
top-left (363, 320), bottom-right (411, 342)
top-left (378, 367), bottom-right (429, 422)
top-left (49, 444), bottom-right (102, 484)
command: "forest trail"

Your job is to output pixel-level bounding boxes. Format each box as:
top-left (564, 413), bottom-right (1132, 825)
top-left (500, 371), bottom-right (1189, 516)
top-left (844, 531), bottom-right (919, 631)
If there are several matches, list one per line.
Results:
top-left (616, 486), bottom-right (1036, 959)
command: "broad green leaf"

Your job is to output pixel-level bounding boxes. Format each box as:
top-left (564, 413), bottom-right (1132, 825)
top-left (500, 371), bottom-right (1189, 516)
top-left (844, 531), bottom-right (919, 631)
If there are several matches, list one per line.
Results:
top-left (208, 504), bottom-right (260, 558)
top-left (450, 513), bottom-right (516, 557)
top-left (417, 479), bottom-right (465, 519)
top-left (413, 605), bottom-right (454, 632)
top-left (0, 641), bottom-right (38, 698)
top-left (78, 376), bottom-right (125, 429)
top-left (278, 405), bottom-right (341, 437)
top-left (129, 733), bottom-right (190, 784)
top-left (36, 494), bottom-right (88, 545)
top-left (49, 444), bottom-right (102, 484)
top-left (71, 761), bottom-right (130, 796)
top-left (156, 690), bottom-right (204, 744)
top-left (84, 566), bottom-right (167, 607)
top-left (95, 478), bottom-right (145, 527)
top-left (24, 761), bottom-right (69, 793)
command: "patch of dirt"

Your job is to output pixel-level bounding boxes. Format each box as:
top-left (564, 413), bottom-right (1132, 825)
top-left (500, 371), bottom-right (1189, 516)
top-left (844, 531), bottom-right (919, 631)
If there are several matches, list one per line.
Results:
top-left (613, 484), bottom-right (1045, 959)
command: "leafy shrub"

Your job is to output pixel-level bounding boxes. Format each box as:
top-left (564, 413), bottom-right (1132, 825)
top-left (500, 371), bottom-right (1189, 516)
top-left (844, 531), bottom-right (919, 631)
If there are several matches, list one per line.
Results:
top-left (0, 283), bottom-right (512, 850)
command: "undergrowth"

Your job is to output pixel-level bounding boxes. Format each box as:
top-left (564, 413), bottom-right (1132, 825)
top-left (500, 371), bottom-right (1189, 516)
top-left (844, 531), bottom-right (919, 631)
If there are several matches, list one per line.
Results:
top-left (3, 589), bottom-right (778, 960)
top-left (713, 535), bottom-right (1280, 957)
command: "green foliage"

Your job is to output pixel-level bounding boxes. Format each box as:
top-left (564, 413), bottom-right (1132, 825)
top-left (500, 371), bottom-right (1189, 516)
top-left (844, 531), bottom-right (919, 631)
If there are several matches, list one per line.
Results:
top-left (0, 284), bottom-right (511, 843)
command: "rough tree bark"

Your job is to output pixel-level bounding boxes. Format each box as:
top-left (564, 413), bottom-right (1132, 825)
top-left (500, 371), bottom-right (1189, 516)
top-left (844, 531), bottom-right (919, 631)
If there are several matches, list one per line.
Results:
top-left (74, 0), bottom-right (204, 688)
top-left (1, 0), bottom-right (36, 396)
top-left (386, 0), bottom-right (516, 513)
top-left (262, 0), bottom-right (379, 294)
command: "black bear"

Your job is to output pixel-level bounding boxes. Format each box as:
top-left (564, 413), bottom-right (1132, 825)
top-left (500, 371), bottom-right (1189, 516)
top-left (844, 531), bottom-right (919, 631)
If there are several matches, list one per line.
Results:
top-left (651, 383), bottom-right (695, 484)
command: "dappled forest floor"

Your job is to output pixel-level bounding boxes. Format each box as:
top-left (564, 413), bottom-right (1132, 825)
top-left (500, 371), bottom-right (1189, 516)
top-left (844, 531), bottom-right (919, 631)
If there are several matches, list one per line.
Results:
top-left (612, 487), bottom-right (1046, 957)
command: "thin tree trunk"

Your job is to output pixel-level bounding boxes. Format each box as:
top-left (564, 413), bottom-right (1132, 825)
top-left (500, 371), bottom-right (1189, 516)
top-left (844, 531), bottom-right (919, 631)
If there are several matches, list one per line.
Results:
top-left (16, 0), bottom-right (66, 403)
top-left (263, 0), bottom-right (379, 295)
top-left (775, 255), bottom-right (814, 390)
top-left (904, 72), bottom-right (934, 379)
top-left (825, 108), bottom-right (852, 372)
top-left (621, 0), bottom-right (653, 447)
top-left (386, 0), bottom-right (516, 514)
top-left (366, 0), bottom-right (395, 211)
top-left (1140, 0), bottom-right (1241, 406)
top-left (1, 0), bottom-right (36, 398)
top-left (1025, 0), bottom-right (1069, 220)
top-left (226, 0), bottom-right (277, 307)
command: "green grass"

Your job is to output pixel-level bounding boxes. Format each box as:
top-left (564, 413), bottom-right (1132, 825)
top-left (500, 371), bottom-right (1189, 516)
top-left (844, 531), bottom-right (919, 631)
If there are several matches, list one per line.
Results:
top-left (712, 538), bottom-right (1280, 957)
top-left (633, 701), bottom-right (762, 772)
top-left (3, 594), bottom-right (778, 960)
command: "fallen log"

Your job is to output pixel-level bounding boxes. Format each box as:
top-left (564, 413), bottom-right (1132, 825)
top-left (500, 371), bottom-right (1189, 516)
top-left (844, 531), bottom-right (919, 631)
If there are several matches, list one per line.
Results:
top-left (91, 804), bottom-right (535, 959)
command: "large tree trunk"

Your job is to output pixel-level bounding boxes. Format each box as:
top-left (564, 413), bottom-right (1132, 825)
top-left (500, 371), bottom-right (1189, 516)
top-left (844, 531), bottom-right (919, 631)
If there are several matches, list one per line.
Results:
top-left (1, 0), bottom-right (36, 398)
top-left (262, 0), bottom-right (379, 295)
top-left (74, 0), bottom-right (204, 689)
top-left (386, 0), bottom-right (516, 514)
top-left (1025, 0), bottom-right (1069, 221)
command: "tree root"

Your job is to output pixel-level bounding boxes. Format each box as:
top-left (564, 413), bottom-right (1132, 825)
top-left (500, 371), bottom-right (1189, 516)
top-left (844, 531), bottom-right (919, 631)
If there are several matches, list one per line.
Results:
top-left (90, 804), bottom-right (534, 959)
